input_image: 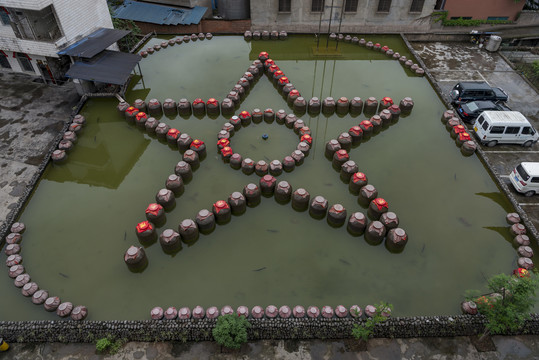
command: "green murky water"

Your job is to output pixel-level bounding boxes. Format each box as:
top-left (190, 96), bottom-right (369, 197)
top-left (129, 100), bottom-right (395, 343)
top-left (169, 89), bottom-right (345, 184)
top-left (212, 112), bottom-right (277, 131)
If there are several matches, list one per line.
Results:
top-left (1, 35), bottom-right (533, 320)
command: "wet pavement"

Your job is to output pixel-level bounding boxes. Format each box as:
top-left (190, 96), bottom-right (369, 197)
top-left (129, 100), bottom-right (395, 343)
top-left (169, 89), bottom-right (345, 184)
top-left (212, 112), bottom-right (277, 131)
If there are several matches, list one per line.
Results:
top-left (1, 42), bottom-right (539, 359)
top-left (0, 71), bottom-right (78, 234)
top-left (410, 41), bottom-right (539, 237)
top-left (2, 336), bottom-right (539, 359)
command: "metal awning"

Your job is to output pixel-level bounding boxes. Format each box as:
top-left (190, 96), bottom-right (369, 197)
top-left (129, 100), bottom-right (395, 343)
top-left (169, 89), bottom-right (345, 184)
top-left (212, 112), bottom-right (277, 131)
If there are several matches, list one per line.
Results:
top-left (65, 50), bottom-right (141, 85)
top-left (57, 28), bottom-right (131, 58)
top-left (112, 0), bottom-right (207, 25)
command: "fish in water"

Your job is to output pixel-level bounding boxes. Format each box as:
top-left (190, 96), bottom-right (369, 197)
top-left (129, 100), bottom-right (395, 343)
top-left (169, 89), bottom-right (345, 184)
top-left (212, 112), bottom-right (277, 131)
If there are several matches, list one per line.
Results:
top-left (324, 183), bottom-right (333, 186)
top-left (253, 267), bottom-right (266, 272)
top-left (454, 173), bottom-right (457, 181)
top-left (264, 156), bottom-right (270, 161)
top-left (59, 272), bottom-right (69, 279)
top-left (421, 244), bottom-right (425, 254)
top-left (339, 258), bottom-right (350, 266)
top-left (94, 135), bottom-right (96, 142)
top-left (249, 144), bottom-right (257, 150)
top-left (96, 117), bottom-right (100, 123)
top-left (458, 217), bottom-right (471, 227)
top-left (124, 231), bottom-right (127, 241)
top-left (266, 229), bottom-right (279, 233)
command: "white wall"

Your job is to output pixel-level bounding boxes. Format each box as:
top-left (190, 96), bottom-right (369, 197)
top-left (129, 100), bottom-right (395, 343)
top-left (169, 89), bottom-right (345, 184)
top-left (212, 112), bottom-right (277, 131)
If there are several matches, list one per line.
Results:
top-left (251, 0), bottom-right (438, 33)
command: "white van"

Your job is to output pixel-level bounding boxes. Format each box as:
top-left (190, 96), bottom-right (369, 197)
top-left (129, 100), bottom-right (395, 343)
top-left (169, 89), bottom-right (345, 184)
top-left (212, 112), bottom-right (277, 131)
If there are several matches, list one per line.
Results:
top-left (510, 162), bottom-right (539, 197)
top-left (473, 111), bottom-right (538, 147)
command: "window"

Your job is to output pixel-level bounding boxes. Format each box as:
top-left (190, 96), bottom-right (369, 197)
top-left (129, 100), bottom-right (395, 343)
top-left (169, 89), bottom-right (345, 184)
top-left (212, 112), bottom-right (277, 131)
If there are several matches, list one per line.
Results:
top-left (531, 177), bottom-right (539, 183)
top-left (312, 0), bottom-right (324, 12)
top-left (490, 126), bottom-right (505, 134)
top-left (0, 8), bottom-right (10, 25)
top-left (487, 16), bottom-right (508, 21)
top-left (516, 164), bottom-right (530, 181)
top-left (409, 0), bottom-right (425, 13)
top-left (481, 120), bottom-right (488, 131)
top-left (279, 0), bottom-right (291, 12)
top-left (0, 51), bottom-right (10, 69)
top-left (377, 0), bottom-right (392, 12)
top-left (345, 0), bottom-right (358, 12)
top-left (450, 16), bottom-right (472, 20)
top-left (16, 52), bottom-right (34, 72)
top-left (505, 126), bottom-right (520, 134)
top-left (522, 127), bottom-right (536, 135)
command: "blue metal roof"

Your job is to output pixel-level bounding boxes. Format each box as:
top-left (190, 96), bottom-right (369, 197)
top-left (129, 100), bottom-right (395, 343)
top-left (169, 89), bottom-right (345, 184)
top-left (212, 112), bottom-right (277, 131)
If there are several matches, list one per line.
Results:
top-left (112, 0), bottom-right (207, 25)
top-left (65, 50), bottom-right (142, 85)
top-left (57, 28), bottom-right (131, 58)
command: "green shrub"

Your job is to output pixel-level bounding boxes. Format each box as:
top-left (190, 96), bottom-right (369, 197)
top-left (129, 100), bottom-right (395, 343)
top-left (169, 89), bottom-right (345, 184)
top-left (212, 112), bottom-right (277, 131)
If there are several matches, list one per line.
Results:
top-left (95, 335), bottom-right (125, 355)
top-left (95, 337), bottom-right (112, 353)
top-left (352, 302), bottom-right (393, 342)
top-left (466, 271), bottom-right (539, 339)
top-left (212, 314), bottom-right (251, 350)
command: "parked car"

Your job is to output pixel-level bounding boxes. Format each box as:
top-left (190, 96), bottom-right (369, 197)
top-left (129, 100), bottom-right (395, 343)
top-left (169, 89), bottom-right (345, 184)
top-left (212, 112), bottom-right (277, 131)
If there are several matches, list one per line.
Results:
top-left (510, 162), bottom-right (539, 197)
top-left (473, 111), bottom-right (539, 147)
top-left (456, 100), bottom-right (511, 123)
top-left (450, 81), bottom-right (508, 105)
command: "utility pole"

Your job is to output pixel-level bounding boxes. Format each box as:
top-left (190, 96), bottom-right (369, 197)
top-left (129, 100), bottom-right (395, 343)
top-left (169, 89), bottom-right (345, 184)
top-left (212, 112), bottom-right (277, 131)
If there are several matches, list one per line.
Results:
top-left (336, 0), bottom-right (345, 50)
top-left (325, 0), bottom-right (335, 49)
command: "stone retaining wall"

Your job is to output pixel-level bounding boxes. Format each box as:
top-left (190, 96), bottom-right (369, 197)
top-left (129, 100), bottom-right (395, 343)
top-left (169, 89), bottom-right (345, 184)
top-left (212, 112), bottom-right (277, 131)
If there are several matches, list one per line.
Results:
top-left (2, 315), bottom-right (539, 343)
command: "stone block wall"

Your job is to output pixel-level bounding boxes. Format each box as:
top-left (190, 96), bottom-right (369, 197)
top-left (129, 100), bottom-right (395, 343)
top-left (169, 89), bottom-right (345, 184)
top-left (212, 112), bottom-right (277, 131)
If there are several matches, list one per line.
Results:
top-left (2, 315), bottom-right (539, 343)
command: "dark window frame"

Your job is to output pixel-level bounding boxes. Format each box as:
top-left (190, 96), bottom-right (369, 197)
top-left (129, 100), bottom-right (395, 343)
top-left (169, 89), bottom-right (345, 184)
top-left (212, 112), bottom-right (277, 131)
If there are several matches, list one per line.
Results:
top-left (344, 0), bottom-right (359, 12)
top-left (312, 0), bottom-right (325, 12)
top-left (279, 0), bottom-right (291, 12)
top-left (490, 126), bottom-right (505, 134)
top-left (522, 127), bottom-right (535, 135)
top-left (409, 0), bottom-right (425, 13)
top-left (505, 126), bottom-right (520, 134)
top-left (377, 0), bottom-right (392, 12)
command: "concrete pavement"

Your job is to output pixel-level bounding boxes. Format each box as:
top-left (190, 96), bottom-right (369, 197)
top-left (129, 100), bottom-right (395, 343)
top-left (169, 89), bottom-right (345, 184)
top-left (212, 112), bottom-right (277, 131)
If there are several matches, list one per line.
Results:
top-left (2, 336), bottom-right (539, 359)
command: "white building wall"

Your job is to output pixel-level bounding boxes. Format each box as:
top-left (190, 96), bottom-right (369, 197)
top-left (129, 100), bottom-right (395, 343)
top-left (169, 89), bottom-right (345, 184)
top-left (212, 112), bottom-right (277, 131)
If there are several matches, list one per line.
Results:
top-left (251, 0), bottom-right (438, 33)
top-left (0, 0), bottom-right (114, 76)
top-left (0, 0), bottom-right (53, 11)
top-left (52, 0), bottom-right (113, 49)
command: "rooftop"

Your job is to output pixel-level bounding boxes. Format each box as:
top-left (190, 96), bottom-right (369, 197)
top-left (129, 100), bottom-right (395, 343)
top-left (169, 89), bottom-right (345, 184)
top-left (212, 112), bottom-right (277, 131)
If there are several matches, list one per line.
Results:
top-left (112, 0), bottom-right (207, 26)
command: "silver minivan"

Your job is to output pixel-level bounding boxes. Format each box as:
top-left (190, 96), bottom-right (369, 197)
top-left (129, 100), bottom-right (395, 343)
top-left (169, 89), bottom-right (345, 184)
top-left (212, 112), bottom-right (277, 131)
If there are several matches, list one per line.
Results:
top-left (473, 111), bottom-right (538, 147)
top-left (510, 162), bottom-right (539, 197)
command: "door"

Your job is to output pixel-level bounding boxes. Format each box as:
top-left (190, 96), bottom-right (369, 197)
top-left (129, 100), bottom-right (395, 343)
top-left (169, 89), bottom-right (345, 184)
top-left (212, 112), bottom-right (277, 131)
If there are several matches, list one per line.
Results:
top-left (503, 126), bottom-right (521, 144)
top-left (521, 126), bottom-right (537, 144)
top-left (488, 125), bottom-right (504, 143)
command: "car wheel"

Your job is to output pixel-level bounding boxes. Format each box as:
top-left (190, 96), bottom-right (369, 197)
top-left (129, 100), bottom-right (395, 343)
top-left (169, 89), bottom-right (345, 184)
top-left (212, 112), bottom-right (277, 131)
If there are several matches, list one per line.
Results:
top-left (487, 140), bottom-right (497, 147)
top-left (523, 141), bottom-right (533, 147)
top-left (525, 190), bottom-right (535, 197)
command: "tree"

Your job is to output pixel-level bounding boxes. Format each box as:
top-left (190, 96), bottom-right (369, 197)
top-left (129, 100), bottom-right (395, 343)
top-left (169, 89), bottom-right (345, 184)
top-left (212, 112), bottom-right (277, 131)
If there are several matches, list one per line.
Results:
top-left (212, 314), bottom-right (251, 350)
top-left (351, 302), bottom-right (393, 343)
top-left (524, 0), bottom-right (539, 10)
top-left (467, 270), bottom-right (539, 341)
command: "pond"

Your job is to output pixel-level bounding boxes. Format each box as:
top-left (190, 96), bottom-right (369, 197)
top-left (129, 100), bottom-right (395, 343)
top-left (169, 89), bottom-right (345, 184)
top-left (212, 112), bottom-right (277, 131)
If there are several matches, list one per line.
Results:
top-left (1, 35), bottom-right (530, 321)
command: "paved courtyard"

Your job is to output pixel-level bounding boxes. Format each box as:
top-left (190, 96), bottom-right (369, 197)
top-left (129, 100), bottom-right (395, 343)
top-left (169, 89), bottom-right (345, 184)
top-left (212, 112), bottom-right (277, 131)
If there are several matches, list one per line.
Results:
top-left (411, 41), bottom-right (539, 236)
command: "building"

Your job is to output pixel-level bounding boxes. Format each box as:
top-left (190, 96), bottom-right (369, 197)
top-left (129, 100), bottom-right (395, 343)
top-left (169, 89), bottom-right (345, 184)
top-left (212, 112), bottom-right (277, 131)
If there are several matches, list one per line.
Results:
top-left (0, 0), bottom-right (114, 83)
top-left (251, 0), bottom-right (439, 33)
top-left (441, 0), bottom-right (526, 21)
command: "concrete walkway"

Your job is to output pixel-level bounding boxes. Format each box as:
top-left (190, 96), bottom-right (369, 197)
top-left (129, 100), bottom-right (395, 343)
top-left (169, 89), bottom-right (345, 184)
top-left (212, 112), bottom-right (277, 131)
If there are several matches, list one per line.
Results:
top-left (0, 71), bottom-right (78, 235)
top-left (2, 336), bottom-right (539, 359)
top-left (409, 41), bottom-right (539, 238)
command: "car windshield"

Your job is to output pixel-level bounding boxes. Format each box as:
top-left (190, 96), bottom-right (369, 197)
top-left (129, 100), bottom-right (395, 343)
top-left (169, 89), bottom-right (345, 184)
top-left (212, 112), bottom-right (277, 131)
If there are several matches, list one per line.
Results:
top-left (517, 164), bottom-right (530, 181)
top-left (466, 102), bottom-right (479, 112)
